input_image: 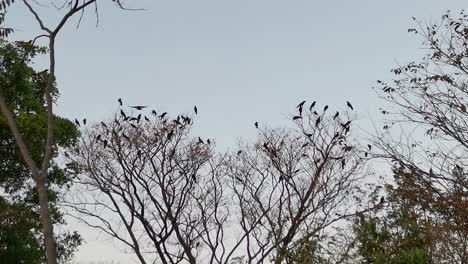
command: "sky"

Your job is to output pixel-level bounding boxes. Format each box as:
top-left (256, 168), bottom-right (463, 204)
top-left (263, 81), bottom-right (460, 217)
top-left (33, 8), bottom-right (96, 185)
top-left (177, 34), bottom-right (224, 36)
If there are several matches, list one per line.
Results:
top-left (6, 0), bottom-right (468, 263)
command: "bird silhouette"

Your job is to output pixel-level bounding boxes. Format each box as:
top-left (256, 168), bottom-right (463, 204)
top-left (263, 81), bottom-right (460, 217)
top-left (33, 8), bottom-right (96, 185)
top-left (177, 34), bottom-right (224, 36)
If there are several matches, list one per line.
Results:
top-left (103, 139), bottom-right (108, 148)
top-left (315, 117), bottom-right (321, 127)
top-left (297, 100), bottom-right (306, 108)
top-left (346, 101), bottom-right (354, 110)
top-left (83, 119), bottom-right (87, 125)
top-left (96, 134), bottom-right (102, 141)
top-left (323, 105), bottom-right (328, 112)
top-left (198, 137), bottom-right (204, 144)
top-left (367, 144), bottom-right (372, 150)
top-left (74, 119), bottom-right (80, 127)
top-left (194, 106), bottom-right (198, 115)
top-left (293, 115), bottom-right (302, 120)
top-left (151, 110), bottom-right (157, 116)
top-left (207, 139), bottom-right (211, 145)
top-left (144, 116), bottom-right (150, 122)
top-left (255, 122), bottom-right (259, 129)
top-left (120, 110), bottom-right (127, 118)
top-left (118, 98), bottom-right (123, 106)
top-left (333, 111), bottom-right (339, 119)
top-left (167, 131), bottom-right (174, 140)
top-left (129, 105), bottom-right (148, 110)
top-left (309, 101), bottom-right (316, 111)
top-left (159, 112), bottom-right (168, 119)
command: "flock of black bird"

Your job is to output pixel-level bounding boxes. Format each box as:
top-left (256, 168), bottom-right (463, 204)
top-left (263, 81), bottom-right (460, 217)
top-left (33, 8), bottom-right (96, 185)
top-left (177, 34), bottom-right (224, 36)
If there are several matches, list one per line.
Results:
top-left (73, 98), bottom-right (207, 155)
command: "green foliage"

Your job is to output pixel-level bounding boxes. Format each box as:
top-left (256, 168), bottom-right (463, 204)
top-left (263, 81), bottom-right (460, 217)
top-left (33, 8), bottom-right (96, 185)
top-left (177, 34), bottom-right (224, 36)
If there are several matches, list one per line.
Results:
top-left (0, 40), bottom-right (81, 262)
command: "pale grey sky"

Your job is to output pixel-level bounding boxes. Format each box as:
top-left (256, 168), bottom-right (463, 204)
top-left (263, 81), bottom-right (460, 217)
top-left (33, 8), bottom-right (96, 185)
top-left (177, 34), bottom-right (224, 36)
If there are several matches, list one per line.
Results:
top-left (6, 0), bottom-right (468, 263)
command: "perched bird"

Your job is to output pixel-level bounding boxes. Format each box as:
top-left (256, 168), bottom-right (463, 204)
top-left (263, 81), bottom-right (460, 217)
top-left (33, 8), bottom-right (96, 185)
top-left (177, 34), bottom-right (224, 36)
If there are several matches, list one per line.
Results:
top-left (159, 112), bottom-right (168, 119)
top-left (198, 137), bottom-right (204, 144)
top-left (333, 111), bottom-right (339, 119)
top-left (74, 119), bottom-right (80, 127)
top-left (346, 101), bottom-right (354, 110)
top-left (144, 116), bottom-right (150, 122)
top-left (194, 106), bottom-right (198, 115)
top-left (293, 115), bottom-right (302, 120)
top-left (118, 98), bottom-right (123, 106)
top-left (167, 131), bottom-right (174, 140)
top-left (83, 118), bottom-right (87, 125)
top-left (309, 101), bottom-right (316, 111)
top-left (207, 139), bottom-right (211, 145)
top-left (367, 144), bottom-right (372, 150)
top-left (254, 122), bottom-right (259, 129)
top-left (323, 105), bottom-right (328, 112)
top-left (297, 100), bottom-right (306, 109)
top-left (152, 110), bottom-right (157, 116)
top-left (237, 150), bottom-right (242, 155)
top-left (120, 110), bottom-right (127, 118)
top-left (129, 105), bottom-right (148, 110)
top-left (96, 134), bottom-right (102, 141)
top-left (315, 117), bottom-right (321, 127)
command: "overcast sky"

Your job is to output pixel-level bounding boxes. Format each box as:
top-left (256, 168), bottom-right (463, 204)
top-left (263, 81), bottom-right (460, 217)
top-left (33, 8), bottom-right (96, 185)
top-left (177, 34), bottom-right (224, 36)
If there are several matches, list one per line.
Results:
top-left (6, 0), bottom-right (468, 263)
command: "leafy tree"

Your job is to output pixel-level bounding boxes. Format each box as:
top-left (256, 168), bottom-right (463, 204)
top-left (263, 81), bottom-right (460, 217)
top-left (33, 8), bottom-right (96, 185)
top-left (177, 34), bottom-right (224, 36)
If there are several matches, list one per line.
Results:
top-left (0, 40), bottom-right (82, 263)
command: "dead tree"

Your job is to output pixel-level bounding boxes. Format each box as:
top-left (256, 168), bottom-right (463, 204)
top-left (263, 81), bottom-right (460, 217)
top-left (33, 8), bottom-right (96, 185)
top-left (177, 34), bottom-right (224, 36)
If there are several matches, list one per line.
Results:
top-left (66, 108), bottom-right (231, 264)
top-left (374, 11), bottom-right (468, 263)
top-left (226, 103), bottom-right (371, 264)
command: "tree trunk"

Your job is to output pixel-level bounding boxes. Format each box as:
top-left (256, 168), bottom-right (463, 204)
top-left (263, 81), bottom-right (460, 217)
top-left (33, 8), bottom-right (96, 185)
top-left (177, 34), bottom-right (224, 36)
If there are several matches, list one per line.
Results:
top-left (36, 175), bottom-right (58, 264)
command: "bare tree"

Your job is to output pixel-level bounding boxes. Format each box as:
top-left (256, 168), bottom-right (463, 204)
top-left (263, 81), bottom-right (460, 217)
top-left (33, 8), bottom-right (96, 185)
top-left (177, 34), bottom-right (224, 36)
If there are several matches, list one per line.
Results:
top-left (0, 1), bottom-right (132, 263)
top-left (226, 103), bottom-right (372, 264)
top-left (66, 102), bottom-right (374, 264)
top-left (373, 11), bottom-right (468, 263)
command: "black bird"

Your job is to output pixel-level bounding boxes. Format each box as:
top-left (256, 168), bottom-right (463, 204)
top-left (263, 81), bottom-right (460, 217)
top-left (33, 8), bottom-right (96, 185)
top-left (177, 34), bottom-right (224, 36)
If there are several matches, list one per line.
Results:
top-left (207, 139), bottom-right (211, 145)
top-left (346, 101), bottom-right (354, 110)
top-left (120, 110), bottom-right (127, 118)
top-left (367, 144), bottom-right (372, 150)
top-left (167, 131), bottom-right (174, 140)
top-left (152, 110), bottom-right (157, 116)
top-left (129, 105), bottom-right (148, 110)
top-left (341, 121), bottom-right (351, 128)
top-left (315, 117), bottom-right (321, 127)
top-left (254, 122), bottom-right (259, 129)
top-left (309, 101), bottom-right (316, 111)
top-left (293, 115), bottom-right (302, 120)
top-left (237, 150), bottom-right (242, 155)
top-left (323, 105), bottom-right (328, 112)
top-left (297, 100), bottom-right (306, 109)
top-left (144, 116), bottom-right (150, 122)
top-left (198, 137), bottom-right (204, 144)
top-left (74, 119), bottom-right (80, 127)
top-left (194, 106), bottom-right (198, 115)
top-left (333, 111), bottom-right (339, 119)
top-left (159, 112), bottom-right (168, 119)
top-left (96, 134), bottom-right (102, 141)
top-left (83, 118), bottom-right (87, 125)
top-left (118, 98), bottom-right (123, 106)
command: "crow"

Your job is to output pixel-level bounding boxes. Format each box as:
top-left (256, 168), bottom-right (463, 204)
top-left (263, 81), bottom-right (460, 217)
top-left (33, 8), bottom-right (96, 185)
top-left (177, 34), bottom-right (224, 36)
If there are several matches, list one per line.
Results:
top-left (333, 111), bottom-right (339, 119)
top-left (297, 100), bottom-right (306, 108)
top-left (83, 118), bottom-right (87, 125)
top-left (151, 110), bottom-right (157, 116)
top-left (346, 101), bottom-right (354, 110)
top-left (129, 105), bottom-right (148, 110)
top-left (309, 101), bottom-right (316, 111)
top-left (323, 105), bottom-right (328, 112)
top-left (367, 144), bottom-right (372, 150)
top-left (74, 119), bottom-right (80, 127)
top-left (118, 98), bottom-right (123, 106)
top-left (237, 150), bottom-right (242, 155)
top-left (254, 122), bottom-right (259, 129)
top-left (207, 139), bottom-right (211, 145)
top-left (96, 134), bottom-right (102, 141)
top-left (159, 112), bottom-right (168, 119)
top-left (144, 116), bottom-right (150, 122)
top-left (167, 131), bottom-right (174, 140)
top-left (194, 106), bottom-right (198, 115)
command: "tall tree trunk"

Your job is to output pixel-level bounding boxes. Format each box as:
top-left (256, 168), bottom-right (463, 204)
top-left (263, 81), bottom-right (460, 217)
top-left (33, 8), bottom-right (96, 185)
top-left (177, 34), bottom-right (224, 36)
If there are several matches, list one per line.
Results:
top-left (36, 174), bottom-right (58, 264)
